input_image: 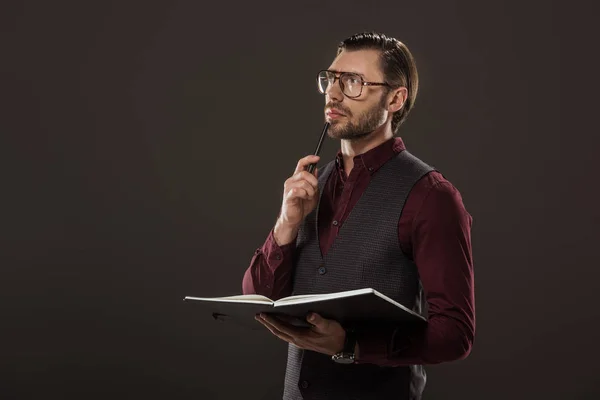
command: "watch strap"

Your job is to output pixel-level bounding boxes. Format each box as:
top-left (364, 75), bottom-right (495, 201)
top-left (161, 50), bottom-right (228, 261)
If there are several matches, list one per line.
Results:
top-left (331, 328), bottom-right (356, 364)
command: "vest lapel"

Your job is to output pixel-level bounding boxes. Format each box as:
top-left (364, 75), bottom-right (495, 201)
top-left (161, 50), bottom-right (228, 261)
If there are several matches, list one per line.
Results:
top-left (314, 161), bottom-right (336, 259)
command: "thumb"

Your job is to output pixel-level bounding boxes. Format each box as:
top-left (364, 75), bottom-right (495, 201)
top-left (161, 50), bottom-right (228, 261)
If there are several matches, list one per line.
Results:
top-left (307, 313), bottom-right (329, 331)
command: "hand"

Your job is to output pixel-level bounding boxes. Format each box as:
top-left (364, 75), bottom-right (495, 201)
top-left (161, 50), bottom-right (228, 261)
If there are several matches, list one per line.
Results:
top-left (255, 312), bottom-right (346, 356)
top-left (274, 155), bottom-right (320, 245)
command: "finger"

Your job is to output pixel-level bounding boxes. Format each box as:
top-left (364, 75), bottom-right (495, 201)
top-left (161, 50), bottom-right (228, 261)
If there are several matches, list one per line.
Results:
top-left (261, 314), bottom-right (304, 338)
top-left (306, 313), bottom-right (331, 333)
top-left (257, 315), bottom-right (297, 343)
top-left (255, 315), bottom-right (291, 338)
top-left (284, 187), bottom-right (309, 202)
top-left (285, 180), bottom-right (316, 199)
top-left (261, 316), bottom-right (320, 351)
top-left (260, 315), bottom-right (325, 354)
top-left (287, 171), bottom-right (319, 189)
top-left (294, 155), bottom-right (321, 175)
top-left (257, 318), bottom-right (294, 342)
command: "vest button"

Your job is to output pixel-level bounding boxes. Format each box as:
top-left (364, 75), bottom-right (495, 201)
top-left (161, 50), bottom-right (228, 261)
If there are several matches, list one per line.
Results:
top-left (318, 266), bottom-right (327, 275)
top-left (300, 380), bottom-right (310, 389)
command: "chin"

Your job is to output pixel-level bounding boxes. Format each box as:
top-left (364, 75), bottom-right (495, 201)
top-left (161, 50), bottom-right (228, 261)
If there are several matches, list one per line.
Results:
top-left (326, 123), bottom-right (345, 139)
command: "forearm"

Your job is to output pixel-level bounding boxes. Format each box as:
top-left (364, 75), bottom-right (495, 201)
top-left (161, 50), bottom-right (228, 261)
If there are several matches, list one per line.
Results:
top-left (355, 314), bottom-right (474, 366)
top-left (242, 228), bottom-right (296, 300)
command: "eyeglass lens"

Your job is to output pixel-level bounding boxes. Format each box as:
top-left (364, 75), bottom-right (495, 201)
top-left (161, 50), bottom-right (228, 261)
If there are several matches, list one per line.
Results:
top-left (317, 71), bottom-right (362, 97)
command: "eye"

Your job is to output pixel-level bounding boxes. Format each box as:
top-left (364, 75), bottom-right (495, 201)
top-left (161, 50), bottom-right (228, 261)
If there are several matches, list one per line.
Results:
top-left (344, 74), bottom-right (362, 86)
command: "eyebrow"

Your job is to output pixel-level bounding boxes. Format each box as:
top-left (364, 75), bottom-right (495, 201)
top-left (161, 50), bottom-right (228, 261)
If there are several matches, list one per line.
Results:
top-left (327, 69), bottom-right (367, 79)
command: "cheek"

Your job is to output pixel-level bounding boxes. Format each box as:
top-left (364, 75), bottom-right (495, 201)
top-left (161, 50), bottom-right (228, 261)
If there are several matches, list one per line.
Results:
top-left (351, 106), bottom-right (370, 120)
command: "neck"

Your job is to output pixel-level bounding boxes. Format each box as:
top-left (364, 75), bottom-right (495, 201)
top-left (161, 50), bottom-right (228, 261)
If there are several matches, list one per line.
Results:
top-left (340, 124), bottom-right (393, 175)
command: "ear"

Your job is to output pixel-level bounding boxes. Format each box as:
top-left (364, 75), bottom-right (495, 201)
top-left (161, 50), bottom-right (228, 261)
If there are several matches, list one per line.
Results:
top-left (388, 87), bottom-right (408, 113)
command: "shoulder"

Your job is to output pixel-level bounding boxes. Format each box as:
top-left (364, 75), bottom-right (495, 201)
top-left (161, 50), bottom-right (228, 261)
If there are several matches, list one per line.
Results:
top-left (415, 171), bottom-right (461, 200)
top-left (405, 170), bottom-right (472, 226)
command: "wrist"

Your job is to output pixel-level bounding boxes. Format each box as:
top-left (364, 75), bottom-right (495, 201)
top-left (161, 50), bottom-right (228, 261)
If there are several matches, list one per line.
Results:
top-left (273, 219), bottom-right (299, 246)
top-left (332, 328), bottom-right (357, 364)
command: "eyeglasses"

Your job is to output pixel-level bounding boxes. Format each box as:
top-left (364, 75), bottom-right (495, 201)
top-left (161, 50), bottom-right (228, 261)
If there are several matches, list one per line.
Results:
top-left (317, 70), bottom-right (391, 98)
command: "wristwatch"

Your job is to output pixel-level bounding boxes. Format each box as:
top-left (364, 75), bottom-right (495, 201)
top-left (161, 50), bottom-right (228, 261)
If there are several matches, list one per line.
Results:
top-left (331, 328), bottom-right (357, 364)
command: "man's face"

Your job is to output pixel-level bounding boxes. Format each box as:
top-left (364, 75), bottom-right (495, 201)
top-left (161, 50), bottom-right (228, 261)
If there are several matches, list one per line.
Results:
top-left (324, 49), bottom-right (390, 141)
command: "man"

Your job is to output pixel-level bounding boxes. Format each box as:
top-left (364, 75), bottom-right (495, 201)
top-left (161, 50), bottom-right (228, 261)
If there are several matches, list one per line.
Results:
top-left (242, 31), bottom-right (475, 400)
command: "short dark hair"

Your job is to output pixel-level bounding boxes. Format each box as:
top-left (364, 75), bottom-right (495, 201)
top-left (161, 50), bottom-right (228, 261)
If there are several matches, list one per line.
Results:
top-left (337, 32), bottom-right (418, 133)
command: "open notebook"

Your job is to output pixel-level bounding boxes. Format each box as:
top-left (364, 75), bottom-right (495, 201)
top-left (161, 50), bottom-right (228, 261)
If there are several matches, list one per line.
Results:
top-left (184, 288), bottom-right (426, 328)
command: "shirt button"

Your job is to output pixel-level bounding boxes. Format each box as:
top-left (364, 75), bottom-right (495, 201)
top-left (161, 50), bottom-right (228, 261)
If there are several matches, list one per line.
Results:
top-left (368, 167), bottom-right (373, 172)
top-left (275, 254), bottom-right (281, 260)
top-left (300, 380), bottom-right (310, 389)
top-left (318, 266), bottom-right (327, 275)
top-left (332, 220), bottom-right (338, 226)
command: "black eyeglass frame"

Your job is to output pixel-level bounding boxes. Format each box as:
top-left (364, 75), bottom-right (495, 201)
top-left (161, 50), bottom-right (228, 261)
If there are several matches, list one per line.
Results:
top-left (317, 69), bottom-right (392, 98)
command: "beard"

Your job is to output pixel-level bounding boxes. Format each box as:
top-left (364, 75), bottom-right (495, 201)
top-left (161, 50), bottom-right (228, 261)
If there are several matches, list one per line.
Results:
top-left (327, 94), bottom-right (388, 141)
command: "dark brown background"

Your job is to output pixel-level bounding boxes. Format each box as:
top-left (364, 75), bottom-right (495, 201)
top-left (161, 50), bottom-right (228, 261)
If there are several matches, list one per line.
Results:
top-left (2, 0), bottom-right (599, 399)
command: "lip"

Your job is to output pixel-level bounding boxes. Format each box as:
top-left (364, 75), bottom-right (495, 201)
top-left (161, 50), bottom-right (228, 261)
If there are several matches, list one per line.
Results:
top-left (326, 109), bottom-right (346, 118)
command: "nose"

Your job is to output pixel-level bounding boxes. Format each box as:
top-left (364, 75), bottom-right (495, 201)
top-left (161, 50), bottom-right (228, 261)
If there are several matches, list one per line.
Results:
top-left (325, 78), bottom-right (343, 102)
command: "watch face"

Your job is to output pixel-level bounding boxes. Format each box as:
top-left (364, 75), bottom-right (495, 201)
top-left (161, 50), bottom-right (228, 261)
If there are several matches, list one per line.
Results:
top-left (332, 353), bottom-right (355, 364)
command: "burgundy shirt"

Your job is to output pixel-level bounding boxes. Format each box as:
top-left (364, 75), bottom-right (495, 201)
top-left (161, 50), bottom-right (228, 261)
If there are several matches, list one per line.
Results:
top-left (242, 137), bottom-right (475, 366)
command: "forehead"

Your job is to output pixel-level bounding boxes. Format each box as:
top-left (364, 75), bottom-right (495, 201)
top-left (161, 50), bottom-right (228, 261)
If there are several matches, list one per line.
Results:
top-left (328, 49), bottom-right (383, 79)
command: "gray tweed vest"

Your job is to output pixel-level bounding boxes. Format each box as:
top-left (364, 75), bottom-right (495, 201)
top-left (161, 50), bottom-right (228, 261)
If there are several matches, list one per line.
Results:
top-left (282, 149), bottom-right (434, 400)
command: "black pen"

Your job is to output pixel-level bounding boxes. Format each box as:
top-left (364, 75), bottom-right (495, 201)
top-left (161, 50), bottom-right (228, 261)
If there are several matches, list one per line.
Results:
top-left (307, 122), bottom-right (330, 175)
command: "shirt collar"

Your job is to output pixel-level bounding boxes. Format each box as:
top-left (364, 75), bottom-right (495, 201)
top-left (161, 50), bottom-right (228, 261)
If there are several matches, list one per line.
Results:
top-left (335, 137), bottom-right (406, 175)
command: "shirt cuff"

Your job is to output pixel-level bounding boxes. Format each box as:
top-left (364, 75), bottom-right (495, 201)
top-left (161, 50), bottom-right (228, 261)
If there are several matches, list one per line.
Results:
top-left (260, 229), bottom-right (295, 272)
top-left (354, 324), bottom-right (422, 365)
top-left (354, 326), bottom-right (395, 364)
